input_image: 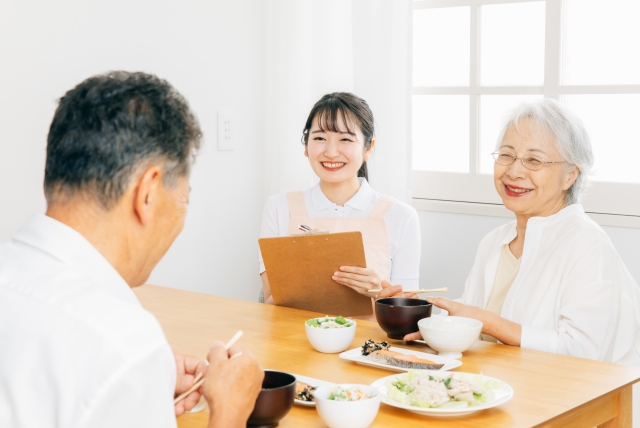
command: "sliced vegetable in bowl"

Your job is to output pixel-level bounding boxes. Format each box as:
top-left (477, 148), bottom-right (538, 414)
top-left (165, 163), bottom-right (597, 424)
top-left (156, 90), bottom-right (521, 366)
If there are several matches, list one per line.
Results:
top-left (327, 386), bottom-right (371, 401)
top-left (306, 316), bottom-right (354, 329)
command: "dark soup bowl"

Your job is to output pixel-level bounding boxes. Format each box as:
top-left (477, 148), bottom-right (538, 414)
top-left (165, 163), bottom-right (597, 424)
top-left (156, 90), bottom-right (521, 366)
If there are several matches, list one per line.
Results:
top-left (247, 370), bottom-right (296, 428)
top-left (375, 298), bottom-right (432, 340)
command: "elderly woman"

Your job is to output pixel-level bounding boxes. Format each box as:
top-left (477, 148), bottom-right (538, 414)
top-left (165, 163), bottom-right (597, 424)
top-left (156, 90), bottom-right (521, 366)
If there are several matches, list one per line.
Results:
top-left (406, 99), bottom-right (640, 366)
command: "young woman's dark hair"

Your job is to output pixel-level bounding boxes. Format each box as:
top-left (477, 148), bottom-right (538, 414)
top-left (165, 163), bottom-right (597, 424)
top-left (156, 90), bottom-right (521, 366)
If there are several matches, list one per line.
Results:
top-left (301, 92), bottom-right (375, 181)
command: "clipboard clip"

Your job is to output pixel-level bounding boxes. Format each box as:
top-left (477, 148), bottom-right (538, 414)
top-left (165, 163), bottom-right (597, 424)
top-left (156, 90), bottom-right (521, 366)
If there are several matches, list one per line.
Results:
top-left (291, 231), bottom-right (330, 236)
top-left (292, 224), bottom-right (330, 236)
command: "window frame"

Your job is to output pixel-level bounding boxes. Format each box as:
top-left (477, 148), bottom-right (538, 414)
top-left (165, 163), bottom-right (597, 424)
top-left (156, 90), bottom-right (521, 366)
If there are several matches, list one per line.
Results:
top-left (412, 0), bottom-right (640, 227)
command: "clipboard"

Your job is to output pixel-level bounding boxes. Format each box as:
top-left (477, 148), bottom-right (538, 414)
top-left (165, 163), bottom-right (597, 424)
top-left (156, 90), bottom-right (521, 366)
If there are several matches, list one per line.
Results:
top-left (258, 231), bottom-right (373, 316)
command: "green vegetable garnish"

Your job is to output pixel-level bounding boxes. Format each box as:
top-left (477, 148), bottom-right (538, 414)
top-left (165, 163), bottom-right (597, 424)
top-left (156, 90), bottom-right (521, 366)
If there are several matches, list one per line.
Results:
top-left (328, 390), bottom-right (347, 400)
top-left (305, 316), bottom-right (352, 328)
top-left (443, 377), bottom-right (452, 389)
top-left (335, 316), bottom-right (348, 325)
top-left (305, 319), bottom-right (321, 327)
top-left (392, 380), bottom-right (414, 394)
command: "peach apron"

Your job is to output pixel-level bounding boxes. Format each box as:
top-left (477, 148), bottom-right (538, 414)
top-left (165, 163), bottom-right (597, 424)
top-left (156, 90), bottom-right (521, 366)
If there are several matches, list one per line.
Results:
top-left (286, 191), bottom-right (395, 282)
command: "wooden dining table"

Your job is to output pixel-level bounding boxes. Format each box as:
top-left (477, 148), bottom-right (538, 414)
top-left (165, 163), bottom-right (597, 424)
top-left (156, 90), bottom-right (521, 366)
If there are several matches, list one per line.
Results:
top-left (134, 284), bottom-right (640, 428)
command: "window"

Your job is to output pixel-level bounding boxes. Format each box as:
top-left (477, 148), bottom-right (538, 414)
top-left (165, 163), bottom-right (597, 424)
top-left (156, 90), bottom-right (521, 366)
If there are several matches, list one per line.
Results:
top-left (412, 0), bottom-right (640, 226)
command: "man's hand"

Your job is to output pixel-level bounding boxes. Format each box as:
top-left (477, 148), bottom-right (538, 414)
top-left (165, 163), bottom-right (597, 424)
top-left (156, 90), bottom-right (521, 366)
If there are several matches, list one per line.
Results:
top-left (204, 341), bottom-right (264, 428)
top-left (402, 297), bottom-right (522, 346)
top-left (174, 352), bottom-right (207, 416)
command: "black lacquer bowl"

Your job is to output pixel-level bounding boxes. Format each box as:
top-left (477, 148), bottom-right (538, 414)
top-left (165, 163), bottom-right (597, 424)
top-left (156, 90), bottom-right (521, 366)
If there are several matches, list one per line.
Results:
top-left (247, 370), bottom-right (296, 428)
top-left (375, 297), bottom-right (433, 340)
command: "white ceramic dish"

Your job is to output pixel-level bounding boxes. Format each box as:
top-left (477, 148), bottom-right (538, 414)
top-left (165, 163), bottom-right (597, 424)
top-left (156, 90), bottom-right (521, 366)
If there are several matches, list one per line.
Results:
top-left (339, 346), bottom-right (462, 372)
top-left (418, 316), bottom-right (482, 359)
top-left (292, 374), bottom-right (336, 407)
top-left (305, 317), bottom-right (357, 353)
top-left (371, 371), bottom-right (514, 417)
top-left (314, 384), bottom-right (381, 428)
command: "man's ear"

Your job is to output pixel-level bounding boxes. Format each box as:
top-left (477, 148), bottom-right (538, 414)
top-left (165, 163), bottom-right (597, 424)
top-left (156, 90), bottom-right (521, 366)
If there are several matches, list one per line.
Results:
top-left (132, 165), bottom-right (163, 226)
top-left (563, 166), bottom-right (580, 191)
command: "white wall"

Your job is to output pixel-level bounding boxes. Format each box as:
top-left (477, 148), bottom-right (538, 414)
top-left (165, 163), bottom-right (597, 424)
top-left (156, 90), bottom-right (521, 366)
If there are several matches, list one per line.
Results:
top-left (352, 0), bottom-right (413, 203)
top-left (263, 0), bottom-right (355, 198)
top-left (418, 210), bottom-right (640, 300)
top-left (2, 1), bottom-right (638, 303)
top-left (262, 0), bottom-right (413, 203)
top-left (0, 0), bottom-right (267, 300)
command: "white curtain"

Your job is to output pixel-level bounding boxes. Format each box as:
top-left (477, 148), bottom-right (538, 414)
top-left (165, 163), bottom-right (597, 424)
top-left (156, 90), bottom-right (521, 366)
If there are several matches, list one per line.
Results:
top-left (263, 0), bottom-right (413, 203)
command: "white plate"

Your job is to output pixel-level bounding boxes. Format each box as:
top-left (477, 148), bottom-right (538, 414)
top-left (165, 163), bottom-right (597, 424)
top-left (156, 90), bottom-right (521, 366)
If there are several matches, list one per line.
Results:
top-left (338, 346), bottom-right (462, 372)
top-left (292, 374), bottom-right (335, 407)
top-left (371, 371), bottom-right (514, 417)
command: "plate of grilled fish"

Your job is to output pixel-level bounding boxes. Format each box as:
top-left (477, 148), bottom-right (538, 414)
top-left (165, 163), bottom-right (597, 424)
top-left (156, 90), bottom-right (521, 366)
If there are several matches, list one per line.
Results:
top-left (338, 339), bottom-right (462, 372)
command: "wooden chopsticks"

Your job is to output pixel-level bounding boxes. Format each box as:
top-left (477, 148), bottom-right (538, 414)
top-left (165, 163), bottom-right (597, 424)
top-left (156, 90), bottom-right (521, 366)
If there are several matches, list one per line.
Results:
top-left (367, 287), bottom-right (449, 296)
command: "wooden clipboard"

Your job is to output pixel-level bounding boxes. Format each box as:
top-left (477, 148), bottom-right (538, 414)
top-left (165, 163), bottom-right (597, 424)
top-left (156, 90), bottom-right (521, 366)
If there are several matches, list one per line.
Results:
top-left (258, 231), bottom-right (373, 316)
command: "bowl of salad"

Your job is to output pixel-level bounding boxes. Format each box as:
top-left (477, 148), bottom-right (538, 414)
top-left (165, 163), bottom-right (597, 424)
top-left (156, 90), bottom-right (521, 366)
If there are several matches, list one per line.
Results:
top-left (305, 316), bottom-right (356, 353)
top-left (314, 385), bottom-right (380, 428)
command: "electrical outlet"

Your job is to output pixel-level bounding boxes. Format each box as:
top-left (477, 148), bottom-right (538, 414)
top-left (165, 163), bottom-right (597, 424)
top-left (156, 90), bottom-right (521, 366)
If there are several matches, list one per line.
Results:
top-left (217, 112), bottom-right (234, 151)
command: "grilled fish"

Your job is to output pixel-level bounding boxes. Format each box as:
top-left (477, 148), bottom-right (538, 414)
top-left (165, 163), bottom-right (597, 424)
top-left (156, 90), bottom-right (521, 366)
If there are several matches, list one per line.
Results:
top-left (365, 350), bottom-right (444, 370)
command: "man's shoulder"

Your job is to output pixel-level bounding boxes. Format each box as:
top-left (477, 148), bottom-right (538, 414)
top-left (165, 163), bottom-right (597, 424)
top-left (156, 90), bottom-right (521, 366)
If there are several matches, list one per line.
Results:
top-left (0, 240), bottom-right (169, 360)
top-left (0, 241), bottom-right (175, 428)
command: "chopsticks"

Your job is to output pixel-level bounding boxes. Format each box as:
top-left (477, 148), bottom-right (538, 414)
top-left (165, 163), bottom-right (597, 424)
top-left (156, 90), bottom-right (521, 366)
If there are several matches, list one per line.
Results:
top-left (173, 330), bottom-right (244, 405)
top-left (367, 287), bottom-right (448, 296)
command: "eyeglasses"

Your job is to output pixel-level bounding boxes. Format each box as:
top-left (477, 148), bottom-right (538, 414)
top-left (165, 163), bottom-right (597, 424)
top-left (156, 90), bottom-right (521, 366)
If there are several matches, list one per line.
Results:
top-left (491, 151), bottom-right (565, 171)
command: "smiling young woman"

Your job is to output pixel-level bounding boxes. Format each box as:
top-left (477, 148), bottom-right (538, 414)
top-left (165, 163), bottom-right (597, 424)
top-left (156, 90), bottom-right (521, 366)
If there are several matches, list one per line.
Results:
top-left (258, 92), bottom-right (421, 307)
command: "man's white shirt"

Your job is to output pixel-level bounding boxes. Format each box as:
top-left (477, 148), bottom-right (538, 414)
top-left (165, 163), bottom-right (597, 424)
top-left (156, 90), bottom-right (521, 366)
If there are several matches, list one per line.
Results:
top-left (0, 214), bottom-right (177, 428)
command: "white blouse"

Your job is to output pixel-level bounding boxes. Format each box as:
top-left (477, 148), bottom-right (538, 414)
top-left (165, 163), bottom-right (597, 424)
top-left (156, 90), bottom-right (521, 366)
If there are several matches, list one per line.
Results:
top-left (0, 215), bottom-right (177, 428)
top-left (259, 178), bottom-right (421, 289)
top-left (460, 204), bottom-right (640, 365)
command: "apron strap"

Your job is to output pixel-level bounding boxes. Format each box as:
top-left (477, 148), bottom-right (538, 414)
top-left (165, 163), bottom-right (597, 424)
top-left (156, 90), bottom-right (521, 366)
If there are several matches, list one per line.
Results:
top-left (286, 191), bottom-right (309, 218)
top-left (369, 195), bottom-right (396, 219)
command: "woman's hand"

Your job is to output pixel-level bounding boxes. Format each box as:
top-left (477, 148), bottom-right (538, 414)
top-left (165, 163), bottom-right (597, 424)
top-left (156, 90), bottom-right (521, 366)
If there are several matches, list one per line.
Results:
top-left (403, 297), bottom-right (522, 346)
top-left (332, 266), bottom-right (383, 296)
top-left (377, 280), bottom-right (418, 299)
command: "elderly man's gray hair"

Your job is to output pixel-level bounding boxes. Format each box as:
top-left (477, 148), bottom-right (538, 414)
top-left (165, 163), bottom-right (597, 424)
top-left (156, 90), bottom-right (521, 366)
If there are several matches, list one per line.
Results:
top-left (495, 99), bottom-right (594, 205)
top-left (45, 71), bottom-right (202, 210)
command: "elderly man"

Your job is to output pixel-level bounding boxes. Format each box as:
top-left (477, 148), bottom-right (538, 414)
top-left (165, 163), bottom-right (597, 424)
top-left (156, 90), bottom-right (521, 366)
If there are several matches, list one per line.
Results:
top-left (0, 72), bottom-right (263, 427)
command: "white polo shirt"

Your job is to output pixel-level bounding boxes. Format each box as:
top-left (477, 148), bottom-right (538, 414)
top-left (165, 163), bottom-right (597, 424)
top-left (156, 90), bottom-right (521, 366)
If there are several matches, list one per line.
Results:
top-left (0, 214), bottom-right (177, 428)
top-left (259, 178), bottom-right (421, 289)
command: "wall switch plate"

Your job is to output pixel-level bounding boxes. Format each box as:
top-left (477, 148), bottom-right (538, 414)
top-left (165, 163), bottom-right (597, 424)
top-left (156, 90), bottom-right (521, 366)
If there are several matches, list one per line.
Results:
top-left (217, 111), bottom-right (234, 151)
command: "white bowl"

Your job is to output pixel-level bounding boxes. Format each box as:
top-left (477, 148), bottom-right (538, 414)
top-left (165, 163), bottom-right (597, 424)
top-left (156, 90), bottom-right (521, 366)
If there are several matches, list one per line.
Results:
top-left (418, 316), bottom-right (482, 359)
top-left (314, 384), bottom-right (380, 428)
top-left (305, 317), bottom-right (356, 353)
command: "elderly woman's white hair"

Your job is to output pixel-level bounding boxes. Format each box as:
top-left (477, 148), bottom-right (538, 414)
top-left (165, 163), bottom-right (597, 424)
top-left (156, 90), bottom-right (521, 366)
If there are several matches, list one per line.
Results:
top-left (495, 99), bottom-right (594, 205)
